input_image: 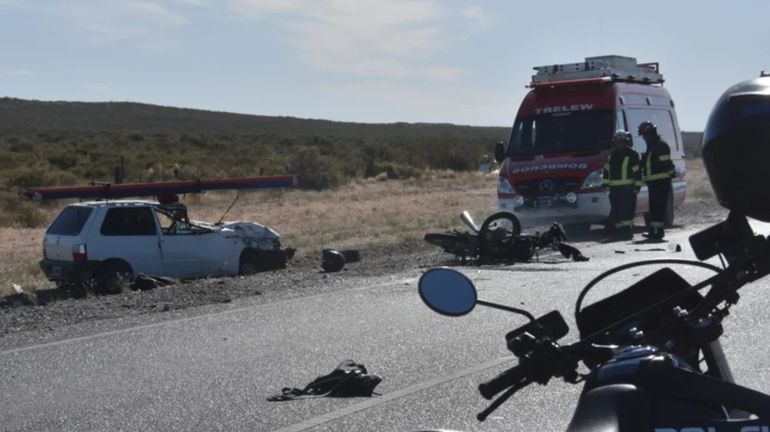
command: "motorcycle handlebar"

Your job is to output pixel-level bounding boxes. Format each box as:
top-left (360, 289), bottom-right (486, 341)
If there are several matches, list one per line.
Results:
top-left (478, 360), bottom-right (535, 400)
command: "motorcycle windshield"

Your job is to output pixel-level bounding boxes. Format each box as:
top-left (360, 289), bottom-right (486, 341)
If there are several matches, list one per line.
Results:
top-left (508, 111), bottom-right (613, 158)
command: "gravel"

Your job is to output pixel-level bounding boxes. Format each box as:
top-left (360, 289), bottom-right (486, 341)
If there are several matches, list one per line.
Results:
top-left (0, 200), bottom-right (728, 351)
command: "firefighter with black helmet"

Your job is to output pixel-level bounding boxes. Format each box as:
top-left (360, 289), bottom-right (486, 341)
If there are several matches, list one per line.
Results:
top-left (603, 130), bottom-right (642, 240)
top-left (638, 121), bottom-right (675, 240)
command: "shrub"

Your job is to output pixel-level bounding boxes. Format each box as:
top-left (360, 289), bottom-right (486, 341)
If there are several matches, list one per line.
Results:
top-left (289, 147), bottom-right (345, 190)
top-left (371, 162), bottom-right (423, 180)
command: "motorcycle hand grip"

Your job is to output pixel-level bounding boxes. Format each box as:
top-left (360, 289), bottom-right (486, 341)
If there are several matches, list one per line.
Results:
top-left (478, 361), bottom-right (533, 400)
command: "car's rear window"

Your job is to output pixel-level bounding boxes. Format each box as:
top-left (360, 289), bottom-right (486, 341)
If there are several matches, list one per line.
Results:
top-left (47, 206), bottom-right (93, 236)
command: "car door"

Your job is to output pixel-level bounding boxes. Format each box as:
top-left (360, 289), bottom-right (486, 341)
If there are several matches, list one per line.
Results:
top-left (93, 206), bottom-right (164, 276)
top-left (154, 209), bottom-right (240, 278)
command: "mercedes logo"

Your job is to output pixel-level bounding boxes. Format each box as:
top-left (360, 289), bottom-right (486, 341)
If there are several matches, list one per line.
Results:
top-left (539, 180), bottom-right (554, 192)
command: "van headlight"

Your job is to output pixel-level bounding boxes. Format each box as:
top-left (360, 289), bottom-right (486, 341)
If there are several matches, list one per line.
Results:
top-left (498, 177), bottom-right (514, 194)
top-left (582, 170), bottom-right (604, 189)
top-left (513, 195), bottom-right (525, 208)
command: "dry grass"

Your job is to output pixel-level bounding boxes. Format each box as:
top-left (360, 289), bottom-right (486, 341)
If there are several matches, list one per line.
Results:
top-left (684, 158), bottom-right (715, 202)
top-left (0, 171), bottom-right (498, 297)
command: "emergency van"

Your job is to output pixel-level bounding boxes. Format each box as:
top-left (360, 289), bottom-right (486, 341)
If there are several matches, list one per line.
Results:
top-left (494, 55), bottom-right (686, 235)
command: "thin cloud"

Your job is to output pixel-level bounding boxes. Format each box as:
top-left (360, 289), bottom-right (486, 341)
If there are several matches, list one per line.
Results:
top-left (461, 6), bottom-right (492, 28)
top-left (174, 0), bottom-right (208, 6)
top-left (2, 69), bottom-right (34, 77)
top-left (320, 80), bottom-right (504, 124)
top-left (85, 84), bottom-right (113, 93)
top-left (229, 0), bottom-right (466, 81)
top-left (51, 1), bottom-right (189, 46)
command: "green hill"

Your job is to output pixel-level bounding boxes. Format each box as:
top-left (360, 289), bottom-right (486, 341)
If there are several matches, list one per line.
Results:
top-left (0, 97), bottom-right (506, 139)
top-left (0, 97), bottom-right (509, 225)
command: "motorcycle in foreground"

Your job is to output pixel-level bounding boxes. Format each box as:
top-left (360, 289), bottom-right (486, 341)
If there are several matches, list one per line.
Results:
top-left (418, 210), bottom-right (770, 431)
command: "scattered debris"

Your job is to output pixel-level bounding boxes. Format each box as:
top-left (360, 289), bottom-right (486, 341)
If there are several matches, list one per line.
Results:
top-left (634, 243), bottom-right (682, 253)
top-left (321, 249), bottom-right (361, 273)
top-left (133, 274), bottom-right (178, 291)
top-left (267, 360), bottom-right (382, 401)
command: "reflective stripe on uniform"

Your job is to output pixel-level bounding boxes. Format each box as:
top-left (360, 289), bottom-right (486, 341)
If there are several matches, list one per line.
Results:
top-left (605, 179), bottom-right (636, 186)
top-left (644, 148), bottom-right (673, 182)
top-left (644, 172), bottom-right (671, 181)
top-left (615, 219), bottom-right (634, 228)
top-left (650, 221), bottom-right (665, 228)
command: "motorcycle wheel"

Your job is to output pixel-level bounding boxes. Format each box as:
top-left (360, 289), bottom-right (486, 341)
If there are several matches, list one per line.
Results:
top-left (478, 212), bottom-right (522, 261)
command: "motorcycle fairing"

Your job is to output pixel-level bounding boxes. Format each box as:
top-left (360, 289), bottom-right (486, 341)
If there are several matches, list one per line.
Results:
top-left (566, 384), bottom-right (650, 432)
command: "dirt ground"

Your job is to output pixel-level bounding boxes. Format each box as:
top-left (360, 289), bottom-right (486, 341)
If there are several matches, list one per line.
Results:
top-left (0, 197), bottom-right (727, 350)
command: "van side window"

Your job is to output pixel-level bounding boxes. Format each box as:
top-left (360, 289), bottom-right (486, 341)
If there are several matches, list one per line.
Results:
top-left (100, 207), bottom-right (157, 236)
top-left (616, 110), bottom-right (627, 133)
top-left (625, 108), bottom-right (680, 154)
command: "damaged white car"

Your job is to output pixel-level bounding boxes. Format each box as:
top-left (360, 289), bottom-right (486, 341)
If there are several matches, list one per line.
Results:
top-left (39, 200), bottom-right (294, 293)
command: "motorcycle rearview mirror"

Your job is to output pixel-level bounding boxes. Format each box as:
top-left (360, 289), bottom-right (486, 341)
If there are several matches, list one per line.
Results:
top-left (418, 267), bottom-right (536, 320)
top-left (419, 267), bottom-right (477, 316)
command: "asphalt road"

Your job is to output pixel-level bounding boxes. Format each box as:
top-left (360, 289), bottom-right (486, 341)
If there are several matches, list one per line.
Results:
top-left (3, 222), bottom-right (770, 432)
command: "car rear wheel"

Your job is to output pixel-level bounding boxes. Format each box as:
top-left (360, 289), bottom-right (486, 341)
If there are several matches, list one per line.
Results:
top-left (94, 261), bottom-right (133, 295)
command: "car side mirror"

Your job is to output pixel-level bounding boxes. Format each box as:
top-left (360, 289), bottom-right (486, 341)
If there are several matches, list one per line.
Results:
top-left (494, 141), bottom-right (506, 163)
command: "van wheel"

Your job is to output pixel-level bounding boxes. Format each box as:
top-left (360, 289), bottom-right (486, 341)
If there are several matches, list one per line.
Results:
top-left (95, 261), bottom-right (133, 295)
top-left (239, 249), bottom-right (260, 275)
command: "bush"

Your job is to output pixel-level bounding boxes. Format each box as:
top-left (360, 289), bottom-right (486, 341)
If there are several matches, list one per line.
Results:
top-left (289, 147), bottom-right (345, 190)
top-left (371, 162), bottom-right (423, 180)
top-left (0, 197), bottom-right (47, 227)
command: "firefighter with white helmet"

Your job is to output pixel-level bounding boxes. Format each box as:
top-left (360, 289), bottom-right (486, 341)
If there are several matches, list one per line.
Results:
top-left (603, 130), bottom-right (642, 240)
top-left (639, 121), bottom-right (675, 240)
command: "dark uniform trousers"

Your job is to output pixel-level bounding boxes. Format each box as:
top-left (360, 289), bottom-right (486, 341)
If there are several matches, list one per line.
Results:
top-left (609, 185), bottom-right (637, 233)
top-left (646, 179), bottom-right (671, 236)
top-left (604, 147), bottom-right (641, 237)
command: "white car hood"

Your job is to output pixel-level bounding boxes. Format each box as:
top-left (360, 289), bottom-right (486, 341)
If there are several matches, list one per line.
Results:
top-left (191, 220), bottom-right (281, 250)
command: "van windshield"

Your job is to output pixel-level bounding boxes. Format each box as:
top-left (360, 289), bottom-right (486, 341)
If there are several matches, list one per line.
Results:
top-left (508, 111), bottom-right (613, 158)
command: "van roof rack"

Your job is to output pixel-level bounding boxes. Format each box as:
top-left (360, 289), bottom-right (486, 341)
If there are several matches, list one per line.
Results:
top-left (530, 55), bottom-right (664, 88)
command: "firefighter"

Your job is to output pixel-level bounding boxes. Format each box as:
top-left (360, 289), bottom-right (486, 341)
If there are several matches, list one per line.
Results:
top-left (638, 121), bottom-right (676, 240)
top-left (603, 130), bottom-right (642, 240)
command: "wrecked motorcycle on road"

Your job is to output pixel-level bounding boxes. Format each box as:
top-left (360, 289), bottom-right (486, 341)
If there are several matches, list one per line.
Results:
top-left (424, 211), bottom-right (588, 264)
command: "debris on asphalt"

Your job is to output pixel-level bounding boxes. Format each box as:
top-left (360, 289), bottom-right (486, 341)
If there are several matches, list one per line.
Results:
top-left (267, 360), bottom-right (382, 401)
top-left (321, 249), bottom-right (361, 273)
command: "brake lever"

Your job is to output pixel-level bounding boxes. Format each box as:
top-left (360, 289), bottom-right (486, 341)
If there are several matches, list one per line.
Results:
top-left (477, 378), bottom-right (532, 422)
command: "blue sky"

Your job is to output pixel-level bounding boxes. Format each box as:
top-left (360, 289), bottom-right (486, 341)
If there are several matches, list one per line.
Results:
top-left (0, 0), bottom-right (767, 131)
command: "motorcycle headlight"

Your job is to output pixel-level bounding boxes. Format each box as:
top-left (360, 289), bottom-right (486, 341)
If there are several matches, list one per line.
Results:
top-left (582, 169), bottom-right (604, 190)
top-left (497, 177), bottom-right (514, 194)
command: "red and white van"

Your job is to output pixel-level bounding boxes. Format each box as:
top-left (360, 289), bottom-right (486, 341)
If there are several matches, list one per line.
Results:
top-left (494, 55), bottom-right (686, 235)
